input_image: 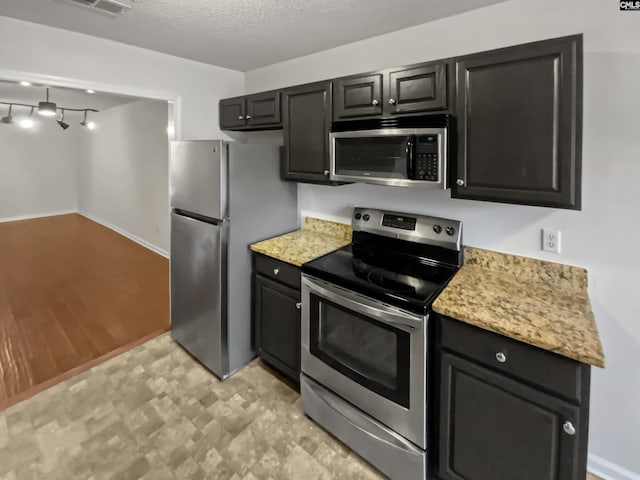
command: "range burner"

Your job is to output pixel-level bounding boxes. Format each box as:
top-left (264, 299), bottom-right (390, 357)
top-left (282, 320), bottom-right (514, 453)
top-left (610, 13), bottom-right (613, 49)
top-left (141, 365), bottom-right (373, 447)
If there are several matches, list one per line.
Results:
top-left (321, 255), bottom-right (369, 276)
top-left (366, 269), bottom-right (426, 297)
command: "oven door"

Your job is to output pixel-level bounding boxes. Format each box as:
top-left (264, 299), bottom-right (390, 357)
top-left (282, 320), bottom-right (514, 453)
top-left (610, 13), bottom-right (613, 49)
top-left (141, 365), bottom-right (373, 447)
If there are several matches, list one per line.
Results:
top-left (301, 274), bottom-right (427, 449)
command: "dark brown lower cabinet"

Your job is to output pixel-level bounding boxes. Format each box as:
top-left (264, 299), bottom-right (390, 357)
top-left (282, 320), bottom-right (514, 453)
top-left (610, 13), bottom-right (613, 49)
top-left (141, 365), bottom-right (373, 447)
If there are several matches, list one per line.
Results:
top-left (436, 316), bottom-right (590, 480)
top-left (253, 271), bottom-right (301, 382)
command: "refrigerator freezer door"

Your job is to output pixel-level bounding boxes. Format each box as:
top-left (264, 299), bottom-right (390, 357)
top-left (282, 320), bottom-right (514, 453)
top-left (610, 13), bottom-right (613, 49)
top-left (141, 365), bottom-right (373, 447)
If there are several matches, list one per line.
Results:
top-left (170, 141), bottom-right (227, 220)
top-left (170, 212), bottom-right (227, 377)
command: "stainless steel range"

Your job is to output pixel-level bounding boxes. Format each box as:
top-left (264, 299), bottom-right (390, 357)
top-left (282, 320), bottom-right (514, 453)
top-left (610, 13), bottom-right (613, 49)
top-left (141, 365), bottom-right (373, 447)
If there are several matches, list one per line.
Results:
top-left (300, 207), bottom-right (463, 480)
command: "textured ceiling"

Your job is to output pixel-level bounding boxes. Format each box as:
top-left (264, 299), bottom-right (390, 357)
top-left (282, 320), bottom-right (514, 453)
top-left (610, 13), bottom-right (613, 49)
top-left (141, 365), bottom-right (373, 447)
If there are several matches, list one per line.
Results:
top-left (0, 0), bottom-right (508, 71)
top-left (0, 80), bottom-right (137, 118)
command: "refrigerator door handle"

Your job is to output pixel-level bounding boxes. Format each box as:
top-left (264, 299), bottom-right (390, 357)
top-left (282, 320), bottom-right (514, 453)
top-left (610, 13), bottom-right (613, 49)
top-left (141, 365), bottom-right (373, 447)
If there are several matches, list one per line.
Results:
top-left (173, 208), bottom-right (227, 226)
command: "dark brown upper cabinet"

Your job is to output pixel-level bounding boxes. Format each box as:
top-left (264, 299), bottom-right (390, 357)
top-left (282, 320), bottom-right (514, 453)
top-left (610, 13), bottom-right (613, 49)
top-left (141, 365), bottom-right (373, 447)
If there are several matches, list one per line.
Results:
top-left (387, 63), bottom-right (447, 114)
top-left (219, 96), bottom-right (246, 129)
top-left (453, 35), bottom-right (582, 210)
top-left (247, 91), bottom-right (281, 126)
top-left (282, 81), bottom-right (335, 183)
top-left (333, 74), bottom-right (384, 119)
top-left (219, 91), bottom-right (281, 130)
top-left (332, 61), bottom-right (449, 121)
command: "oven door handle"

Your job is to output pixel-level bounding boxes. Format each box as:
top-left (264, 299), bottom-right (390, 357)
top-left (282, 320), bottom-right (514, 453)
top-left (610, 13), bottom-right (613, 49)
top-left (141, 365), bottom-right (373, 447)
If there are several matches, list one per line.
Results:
top-left (303, 276), bottom-right (424, 331)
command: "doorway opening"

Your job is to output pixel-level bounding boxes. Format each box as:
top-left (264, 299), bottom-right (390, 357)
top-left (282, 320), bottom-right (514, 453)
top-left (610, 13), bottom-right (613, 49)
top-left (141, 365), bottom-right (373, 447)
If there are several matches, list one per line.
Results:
top-left (0, 79), bottom-right (174, 409)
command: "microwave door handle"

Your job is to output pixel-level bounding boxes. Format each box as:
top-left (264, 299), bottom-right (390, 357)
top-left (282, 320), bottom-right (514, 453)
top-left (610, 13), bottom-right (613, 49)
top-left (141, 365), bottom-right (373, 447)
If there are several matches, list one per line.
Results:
top-left (407, 135), bottom-right (415, 178)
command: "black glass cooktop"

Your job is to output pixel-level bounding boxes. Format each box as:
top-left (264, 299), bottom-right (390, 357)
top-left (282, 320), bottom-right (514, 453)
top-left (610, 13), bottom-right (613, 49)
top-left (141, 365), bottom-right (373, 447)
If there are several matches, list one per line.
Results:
top-left (302, 243), bottom-right (459, 315)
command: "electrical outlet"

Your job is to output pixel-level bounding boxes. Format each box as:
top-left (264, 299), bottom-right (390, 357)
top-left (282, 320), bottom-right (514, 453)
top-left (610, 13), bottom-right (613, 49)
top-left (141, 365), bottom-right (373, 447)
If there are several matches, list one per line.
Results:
top-left (542, 228), bottom-right (561, 254)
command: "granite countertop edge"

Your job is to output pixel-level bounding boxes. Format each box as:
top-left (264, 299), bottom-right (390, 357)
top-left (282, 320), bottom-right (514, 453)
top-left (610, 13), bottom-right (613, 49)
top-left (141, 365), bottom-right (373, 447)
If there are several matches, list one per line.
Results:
top-left (249, 218), bottom-right (352, 267)
top-left (433, 249), bottom-right (605, 368)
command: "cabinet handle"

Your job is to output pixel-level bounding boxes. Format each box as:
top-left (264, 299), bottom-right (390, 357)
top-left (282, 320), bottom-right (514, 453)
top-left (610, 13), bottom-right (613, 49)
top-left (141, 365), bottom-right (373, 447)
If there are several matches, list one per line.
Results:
top-left (371, 99), bottom-right (379, 106)
top-left (456, 178), bottom-right (465, 187)
top-left (495, 352), bottom-right (507, 363)
top-left (246, 114), bottom-right (252, 119)
top-left (238, 115), bottom-right (244, 120)
top-left (563, 421), bottom-right (576, 436)
top-left (388, 98), bottom-right (397, 105)
top-left (273, 268), bottom-right (280, 276)
top-left (323, 170), bottom-right (330, 176)
top-left (296, 302), bottom-right (302, 310)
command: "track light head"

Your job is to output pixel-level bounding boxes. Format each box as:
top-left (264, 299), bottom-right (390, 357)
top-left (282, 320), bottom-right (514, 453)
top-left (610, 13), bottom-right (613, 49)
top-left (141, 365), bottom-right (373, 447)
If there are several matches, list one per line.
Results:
top-left (38, 102), bottom-right (57, 117)
top-left (1, 105), bottom-right (13, 124)
top-left (19, 107), bottom-right (36, 129)
top-left (57, 110), bottom-right (70, 130)
top-left (38, 88), bottom-right (57, 117)
top-left (80, 110), bottom-right (95, 130)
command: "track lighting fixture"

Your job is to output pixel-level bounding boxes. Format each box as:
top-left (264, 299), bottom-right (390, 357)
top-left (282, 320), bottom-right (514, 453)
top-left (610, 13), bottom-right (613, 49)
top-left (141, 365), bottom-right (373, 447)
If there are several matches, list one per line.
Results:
top-left (57, 110), bottom-right (70, 130)
top-left (1, 104), bottom-right (13, 124)
top-left (0, 86), bottom-right (98, 132)
top-left (38, 88), bottom-right (57, 117)
top-left (19, 107), bottom-right (35, 129)
top-left (80, 110), bottom-right (95, 130)
top-left (19, 81), bottom-right (31, 87)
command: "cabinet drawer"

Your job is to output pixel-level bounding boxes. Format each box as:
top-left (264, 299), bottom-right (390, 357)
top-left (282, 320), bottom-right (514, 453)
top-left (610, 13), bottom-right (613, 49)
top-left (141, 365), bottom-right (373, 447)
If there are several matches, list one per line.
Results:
top-left (254, 254), bottom-right (301, 290)
top-left (438, 315), bottom-right (586, 403)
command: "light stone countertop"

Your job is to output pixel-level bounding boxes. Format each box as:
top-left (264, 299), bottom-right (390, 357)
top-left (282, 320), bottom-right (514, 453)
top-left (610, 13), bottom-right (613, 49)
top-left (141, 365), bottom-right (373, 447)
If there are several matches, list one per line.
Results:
top-left (433, 247), bottom-right (605, 367)
top-left (250, 217), bottom-right (352, 267)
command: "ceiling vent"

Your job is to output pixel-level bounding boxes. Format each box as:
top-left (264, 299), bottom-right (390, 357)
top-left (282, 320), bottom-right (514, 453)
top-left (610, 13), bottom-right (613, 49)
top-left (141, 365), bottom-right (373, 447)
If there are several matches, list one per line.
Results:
top-left (58, 0), bottom-right (132, 16)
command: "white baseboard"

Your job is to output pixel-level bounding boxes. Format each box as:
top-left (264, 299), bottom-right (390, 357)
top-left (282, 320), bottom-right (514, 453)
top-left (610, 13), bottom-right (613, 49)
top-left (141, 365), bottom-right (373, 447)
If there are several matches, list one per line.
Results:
top-left (0, 209), bottom-right (78, 223)
top-left (78, 211), bottom-right (169, 258)
top-left (589, 454), bottom-right (640, 480)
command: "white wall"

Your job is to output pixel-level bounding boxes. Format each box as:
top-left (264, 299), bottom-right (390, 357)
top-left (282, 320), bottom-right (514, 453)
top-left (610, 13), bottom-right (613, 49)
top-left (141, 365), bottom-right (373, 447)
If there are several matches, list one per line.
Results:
top-left (0, 16), bottom-right (245, 140)
top-left (0, 118), bottom-right (78, 221)
top-left (245, 0), bottom-right (640, 477)
top-left (77, 100), bottom-right (169, 255)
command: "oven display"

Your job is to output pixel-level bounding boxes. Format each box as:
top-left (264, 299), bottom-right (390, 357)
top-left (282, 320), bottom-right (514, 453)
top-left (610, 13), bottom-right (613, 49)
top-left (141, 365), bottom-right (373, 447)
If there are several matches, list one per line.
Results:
top-left (382, 214), bottom-right (417, 231)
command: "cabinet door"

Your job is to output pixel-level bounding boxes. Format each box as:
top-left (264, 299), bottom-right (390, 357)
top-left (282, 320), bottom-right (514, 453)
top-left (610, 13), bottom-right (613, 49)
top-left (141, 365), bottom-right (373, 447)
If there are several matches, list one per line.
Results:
top-left (333, 74), bottom-right (383, 120)
top-left (438, 352), bottom-right (583, 480)
top-left (254, 274), bottom-right (300, 381)
top-left (219, 97), bottom-right (246, 129)
top-left (247, 91), bottom-right (281, 126)
top-left (453, 35), bottom-right (582, 209)
top-left (282, 81), bottom-right (332, 182)
top-left (387, 63), bottom-right (447, 114)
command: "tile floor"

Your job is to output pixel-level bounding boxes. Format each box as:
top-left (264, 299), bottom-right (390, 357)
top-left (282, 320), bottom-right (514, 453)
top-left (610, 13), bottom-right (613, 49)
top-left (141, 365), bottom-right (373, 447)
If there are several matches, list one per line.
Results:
top-left (0, 333), bottom-right (384, 480)
top-left (0, 333), bottom-right (604, 480)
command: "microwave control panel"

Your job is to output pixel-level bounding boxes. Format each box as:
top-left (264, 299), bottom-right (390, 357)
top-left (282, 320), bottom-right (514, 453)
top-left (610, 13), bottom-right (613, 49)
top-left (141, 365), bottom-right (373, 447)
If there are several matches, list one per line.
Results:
top-left (415, 135), bottom-right (439, 181)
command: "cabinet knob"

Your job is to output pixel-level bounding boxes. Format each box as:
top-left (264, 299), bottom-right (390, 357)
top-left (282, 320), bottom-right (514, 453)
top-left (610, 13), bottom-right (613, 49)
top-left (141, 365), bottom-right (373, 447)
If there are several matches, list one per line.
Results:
top-left (371, 99), bottom-right (379, 106)
top-left (563, 421), bottom-right (576, 436)
top-left (246, 114), bottom-right (252, 119)
top-left (388, 98), bottom-right (397, 105)
top-left (296, 302), bottom-right (302, 310)
top-left (273, 268), bottom-right (280, 276)
top-left (495, 352), bottom-right (507, 363)
top-left (238, 115), bottom-right (244, 120)
top-left (456, 178), bottom-right (465, 186)
top-left (324, 170), bottom-right (330, 176)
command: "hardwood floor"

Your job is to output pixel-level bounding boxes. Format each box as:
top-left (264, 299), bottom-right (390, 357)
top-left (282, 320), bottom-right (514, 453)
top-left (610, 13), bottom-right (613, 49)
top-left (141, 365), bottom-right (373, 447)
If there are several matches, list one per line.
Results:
top-left (0, 213), bottom-right (169, 410)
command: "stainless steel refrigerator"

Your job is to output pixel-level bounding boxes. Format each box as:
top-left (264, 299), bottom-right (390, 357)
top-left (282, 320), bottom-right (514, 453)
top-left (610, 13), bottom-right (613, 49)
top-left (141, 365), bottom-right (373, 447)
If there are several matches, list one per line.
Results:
top-left (170, 140), bottom-right (297, 380)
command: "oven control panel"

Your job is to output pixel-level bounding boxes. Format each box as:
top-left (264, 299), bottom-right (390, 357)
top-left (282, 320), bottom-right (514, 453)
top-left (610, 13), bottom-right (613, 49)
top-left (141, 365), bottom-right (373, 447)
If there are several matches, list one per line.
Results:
top-left (381, 214), bottom-right (417, 231)
top-left (352, 207), bottom-right (462, 251)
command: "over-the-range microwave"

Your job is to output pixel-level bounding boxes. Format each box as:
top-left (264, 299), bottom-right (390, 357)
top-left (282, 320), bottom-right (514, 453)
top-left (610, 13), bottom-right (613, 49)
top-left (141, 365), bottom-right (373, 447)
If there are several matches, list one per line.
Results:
top-left (329, 114), bottom-right (453, 188)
